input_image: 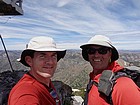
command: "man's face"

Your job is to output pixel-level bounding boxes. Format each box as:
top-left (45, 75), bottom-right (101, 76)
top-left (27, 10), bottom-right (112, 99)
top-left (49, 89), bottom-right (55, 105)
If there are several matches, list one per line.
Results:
top-left (26, 51), bottom-right (57, 79)
top-left (87, 45), bottom-right (112, 72)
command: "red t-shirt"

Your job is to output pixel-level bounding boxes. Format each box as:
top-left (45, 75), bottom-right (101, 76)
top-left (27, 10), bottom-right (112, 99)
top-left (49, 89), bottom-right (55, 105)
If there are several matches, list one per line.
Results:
top-left (88, 62), bottom-right (140, 105)
top-left (8, 73), bottom-right (61, 105)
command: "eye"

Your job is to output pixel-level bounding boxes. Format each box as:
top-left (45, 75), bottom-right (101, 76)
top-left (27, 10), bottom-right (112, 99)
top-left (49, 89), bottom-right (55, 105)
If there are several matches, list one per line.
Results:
top-left (98, 48), bottom-right (109, 54)
top-left (38, 53), bottom-right (46, 59)
top-left (87, 48), bottom-right (96, 54)
top-left (39, 55), bottom-right (45, 58)
top-left (52, 53), bottom-right (57, 59)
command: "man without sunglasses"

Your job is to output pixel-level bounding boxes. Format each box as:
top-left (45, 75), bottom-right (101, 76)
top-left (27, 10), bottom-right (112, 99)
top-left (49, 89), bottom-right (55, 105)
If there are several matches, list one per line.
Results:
top-left (80, 35), bottom-right (140, 105)
top-left (8, 36), bottom-right (66, 105)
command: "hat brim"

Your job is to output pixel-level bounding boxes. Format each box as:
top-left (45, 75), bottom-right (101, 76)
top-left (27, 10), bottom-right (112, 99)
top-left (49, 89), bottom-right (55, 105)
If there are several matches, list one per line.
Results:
top-left (80, 43), bottom-right (119, 62)
top-left (80, 41), bottom-right (113, 49)
top-left (18, 49), bottom-right (66, 67)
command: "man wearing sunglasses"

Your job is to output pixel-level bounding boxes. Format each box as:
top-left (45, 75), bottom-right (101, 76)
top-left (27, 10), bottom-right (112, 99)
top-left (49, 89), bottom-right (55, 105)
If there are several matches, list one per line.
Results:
top-left (80, 35), bottom-right (140, 105)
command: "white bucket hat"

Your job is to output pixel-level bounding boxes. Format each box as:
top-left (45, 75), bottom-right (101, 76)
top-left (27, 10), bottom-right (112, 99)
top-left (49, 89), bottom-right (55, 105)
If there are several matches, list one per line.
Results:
top-left (19, 36), bottom-right (66, 67)
top-left (80, 35), bottom-right (119, 62)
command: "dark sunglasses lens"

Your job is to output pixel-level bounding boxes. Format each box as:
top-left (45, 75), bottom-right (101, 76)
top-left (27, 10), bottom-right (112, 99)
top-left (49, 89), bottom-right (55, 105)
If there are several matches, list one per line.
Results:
top-left (87, 48), bottom-right (96, 54)
top-left (87, 48), bottom-right (109, 54)
top-left (98, 48), bottom-right (109, 54)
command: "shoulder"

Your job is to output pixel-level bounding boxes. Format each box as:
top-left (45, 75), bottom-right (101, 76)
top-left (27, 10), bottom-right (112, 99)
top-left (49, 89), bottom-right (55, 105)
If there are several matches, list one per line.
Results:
top-left (112, 76), bottom-right (139, 96)
top-left (115, 77), bottom-right (138, 90)
top-left (112, 76), bottom-right (140, 105)
top-left (9, 74), bottom-right (47, 96)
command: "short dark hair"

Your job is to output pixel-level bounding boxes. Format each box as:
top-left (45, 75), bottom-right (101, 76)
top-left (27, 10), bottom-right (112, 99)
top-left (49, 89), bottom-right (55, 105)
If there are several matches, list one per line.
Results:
top-left (25, 50), bottom-right (35, 58)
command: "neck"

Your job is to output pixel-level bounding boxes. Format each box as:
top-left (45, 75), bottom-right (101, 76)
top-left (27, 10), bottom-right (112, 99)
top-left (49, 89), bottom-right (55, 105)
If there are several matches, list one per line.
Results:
top-left (93, 69), bottom-right (104, 76)
top-left (29, 70), bottom-right (50, 86)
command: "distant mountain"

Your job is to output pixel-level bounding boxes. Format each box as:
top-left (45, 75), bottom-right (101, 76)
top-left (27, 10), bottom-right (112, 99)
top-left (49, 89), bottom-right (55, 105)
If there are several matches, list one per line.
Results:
top-left (0, 50), bottom-right (140, 89)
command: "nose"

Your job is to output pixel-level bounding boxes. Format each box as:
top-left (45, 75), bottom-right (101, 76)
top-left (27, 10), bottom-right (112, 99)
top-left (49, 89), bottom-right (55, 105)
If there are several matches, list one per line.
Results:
top-left (45, 57), bottom-right (54, 64)
top-left (94, 51), bottom-right (100, 57)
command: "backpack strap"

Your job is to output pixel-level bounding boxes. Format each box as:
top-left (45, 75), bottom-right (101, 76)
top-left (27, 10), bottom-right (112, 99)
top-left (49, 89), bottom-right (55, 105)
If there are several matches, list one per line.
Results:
top-left (83, 79), bottom-right (98, 105)
top-left (98, 69), bottom-right (131, 104)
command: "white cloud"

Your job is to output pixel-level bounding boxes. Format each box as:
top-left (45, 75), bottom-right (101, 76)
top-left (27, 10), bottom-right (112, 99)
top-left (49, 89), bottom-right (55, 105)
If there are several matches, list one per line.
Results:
top-left (0, 0), bottom-right (140, 50)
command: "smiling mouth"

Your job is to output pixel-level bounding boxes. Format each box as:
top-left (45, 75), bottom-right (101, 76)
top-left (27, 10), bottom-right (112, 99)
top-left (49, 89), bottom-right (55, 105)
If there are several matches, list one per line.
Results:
top-left (43, 67), bottom-right (53, 69)
top-left (94, 59), bottom-right (101, 62)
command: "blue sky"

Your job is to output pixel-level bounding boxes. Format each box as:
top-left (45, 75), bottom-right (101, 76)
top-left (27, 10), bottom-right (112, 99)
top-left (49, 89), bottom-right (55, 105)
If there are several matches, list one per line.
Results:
top-left (0, 0), bottom-right (140, 50)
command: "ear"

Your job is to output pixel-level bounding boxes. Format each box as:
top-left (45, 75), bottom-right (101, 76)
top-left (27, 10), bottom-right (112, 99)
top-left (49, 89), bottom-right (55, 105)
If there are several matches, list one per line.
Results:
top-left (109, 50), bottom-right (112, 56)
top-left (109, 50), bottom-right (112, 62)
top-left (25, 56), bottom-right (32, 67)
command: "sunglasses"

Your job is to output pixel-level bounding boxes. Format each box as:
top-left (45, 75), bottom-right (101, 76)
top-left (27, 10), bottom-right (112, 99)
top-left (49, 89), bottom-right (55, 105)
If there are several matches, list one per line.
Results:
top-left (87, 47), bottom-right (110, 55)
